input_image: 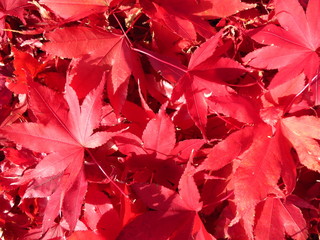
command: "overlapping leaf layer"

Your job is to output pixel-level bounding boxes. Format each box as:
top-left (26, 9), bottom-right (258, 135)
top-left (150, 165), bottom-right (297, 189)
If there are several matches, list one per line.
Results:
top-left (0, 0), bottom-right (319, 239)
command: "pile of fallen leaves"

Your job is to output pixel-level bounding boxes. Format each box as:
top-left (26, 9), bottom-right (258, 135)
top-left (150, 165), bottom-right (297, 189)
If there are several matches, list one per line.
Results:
top-left (0, 0), bottom-right (319, 239)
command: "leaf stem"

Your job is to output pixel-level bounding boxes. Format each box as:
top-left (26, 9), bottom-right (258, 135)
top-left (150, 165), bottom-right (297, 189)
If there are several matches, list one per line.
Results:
top-left (282, 73), bottom-right (319, 116)
top-left (131, 47), bottom-right (188, 73)
top-left (112, 13), bottom-right (133, 47)
top-left (124, 10), bottom-right (142, 35)
top-left (213, 112), bottom-right (241, 130)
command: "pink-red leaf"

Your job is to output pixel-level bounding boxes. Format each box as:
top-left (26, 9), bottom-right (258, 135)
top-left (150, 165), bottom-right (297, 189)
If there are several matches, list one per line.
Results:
top-left (244, 0), bottom-right (320, 81)
top-left (142, 106), bottom-right (176, 159)
top-left (232, 124), bottom-right (284, 239)
top-left (281, 116), bottom-right (320, 172)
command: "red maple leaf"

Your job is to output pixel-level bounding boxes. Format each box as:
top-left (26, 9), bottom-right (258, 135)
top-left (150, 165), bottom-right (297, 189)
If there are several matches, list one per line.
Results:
top-left (0, 78), bottom-right (119, 232)
top-left (163, 32), bottom-right (253, 138)
top-left (243, 0), bottom-right (320, 88)
top-left (43, 26), bottom-right (144, 114)
top-left (281, 115), bottom-right (320, 173)
top-left (198, 122), bottom-right (301, 238)
top-left (5, 47), bottom-right (46, 94)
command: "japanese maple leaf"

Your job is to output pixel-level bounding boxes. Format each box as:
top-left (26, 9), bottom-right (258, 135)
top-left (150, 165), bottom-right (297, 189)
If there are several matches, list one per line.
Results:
top-left (260, 79), bottom-right (320, 173)
top-left (281, 115), bottom-right (320, 173)
top-left (43, 26), bottom-right (144, 114)
top-left (118, 157), bottom-right (215, 240)
top-left (236, 124), bottom-right (307, 236)
top-left (198, 124), bottom-right (298, 239)
top-left (254, 197), bottom-right (307, 240)
top-left (258, 73), bottom-right (320, 172)
top-left (169, 32), bottom-right (253, 138)
top-left (257, 71), bottom-right (320, 173)
top-left (6, 47), bottom-right (45, 94)
top-left (243, 0), bottom-right (320, 87)
top-left (0, 78), bottom-right (115, 232)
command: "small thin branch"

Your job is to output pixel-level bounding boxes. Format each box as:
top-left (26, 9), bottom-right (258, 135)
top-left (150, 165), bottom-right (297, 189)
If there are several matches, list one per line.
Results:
top-left (131, 47), bottom-right (188, 73)
top-left (86, 148), bottom-right (128, 198)
top-left (282, 73), bottom-right (319, 116)
top-left (112, 13), bottom-right (132, 46)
